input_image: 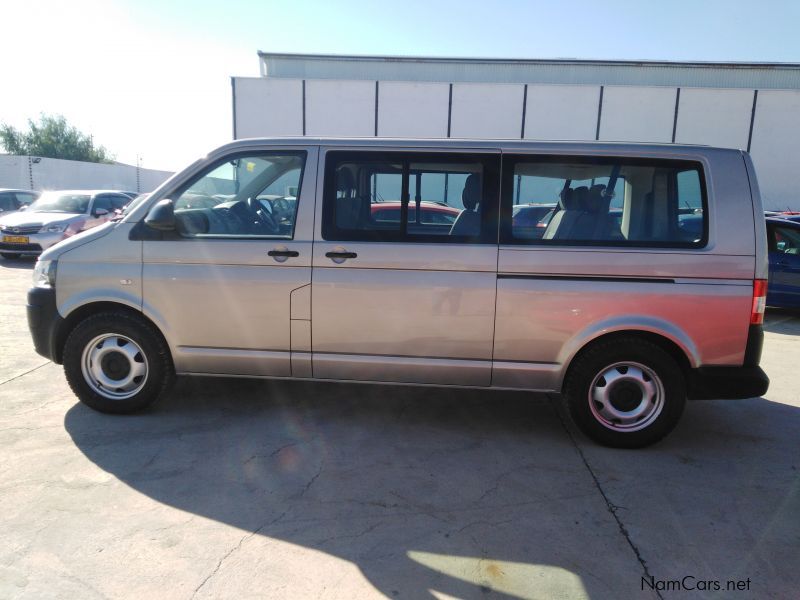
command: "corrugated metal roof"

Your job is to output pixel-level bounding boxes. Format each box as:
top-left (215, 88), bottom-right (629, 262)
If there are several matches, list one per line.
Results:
top-left (258, 52), bottom-right (800, 89)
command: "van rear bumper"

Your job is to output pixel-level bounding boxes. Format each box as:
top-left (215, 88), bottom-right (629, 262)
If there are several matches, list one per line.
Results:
top-left (688, 366), bottom-right (769, 400)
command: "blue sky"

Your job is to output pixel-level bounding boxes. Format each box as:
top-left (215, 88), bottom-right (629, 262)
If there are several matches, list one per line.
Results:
top-left (4, 0), bottom-right (800, 170)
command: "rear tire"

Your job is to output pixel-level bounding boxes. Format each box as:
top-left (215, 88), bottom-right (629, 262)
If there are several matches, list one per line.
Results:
top-left (563, 337), bottom-right (686, 448)
top-left (63, 311), bottom-right (174, 414)
top-left (0, 252), bottom-right (21, 259)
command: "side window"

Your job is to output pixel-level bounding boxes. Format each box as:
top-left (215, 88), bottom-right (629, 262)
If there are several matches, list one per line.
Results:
top-left (110, 195), bottom-right (129, 211)
top-left (773, 226), bottom-right (800, 254)
top-left (14, 193), bottom-right (37, 207)
top-left (91, 195), bottom-right (113, 216)
top-left (0, 193), bottom-right (15, 212)
top-left (322, 151), bottom-right (499, 243)
top-left (501, 156), bottom-right (707, 248)
top-left (171, 152), bottom-right (306, 239)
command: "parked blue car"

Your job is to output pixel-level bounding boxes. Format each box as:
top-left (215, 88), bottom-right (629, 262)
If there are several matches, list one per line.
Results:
top-left (766, 217), bottom-right (800, 308)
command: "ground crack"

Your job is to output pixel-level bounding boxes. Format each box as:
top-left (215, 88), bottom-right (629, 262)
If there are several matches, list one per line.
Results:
top-left (0, 362), bottom-right (50, 387)
top-left (191, 510), bottom-right (288, 598)
top-left (550, 395), bottom-right (664, 600)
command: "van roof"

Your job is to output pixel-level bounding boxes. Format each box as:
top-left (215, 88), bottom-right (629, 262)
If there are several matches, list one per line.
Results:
top-left (217, 137), bottom-right (744, 156)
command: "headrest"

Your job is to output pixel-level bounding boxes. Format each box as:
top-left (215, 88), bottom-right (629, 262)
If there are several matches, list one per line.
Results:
top-left (336, 168), bottom-right (355, 195)
top-left (561, 186), bottom-right (589, 210)
top-left (462, 174), bottom-right (481, 211)
top-left (586, 184), bottom-right (608, 212)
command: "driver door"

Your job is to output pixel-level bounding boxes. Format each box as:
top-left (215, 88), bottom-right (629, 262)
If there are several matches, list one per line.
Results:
top-left (141, 147), bottom-right (317, 378)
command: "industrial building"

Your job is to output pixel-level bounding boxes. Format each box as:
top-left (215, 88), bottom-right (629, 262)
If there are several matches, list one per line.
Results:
top-left (232, 53), bottom-right (800, 210)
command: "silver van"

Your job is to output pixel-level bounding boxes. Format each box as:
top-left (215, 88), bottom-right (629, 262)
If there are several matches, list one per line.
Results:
top-left (26, 139), bottom-right (769, 447)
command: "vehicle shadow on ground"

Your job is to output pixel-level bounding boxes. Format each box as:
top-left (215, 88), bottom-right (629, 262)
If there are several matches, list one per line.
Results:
top-left (63, 377), bottom-right (800, 598)
top-left (0, 257), bottom-right (36, 270)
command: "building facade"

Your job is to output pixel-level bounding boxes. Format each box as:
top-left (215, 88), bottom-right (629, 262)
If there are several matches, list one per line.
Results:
top-left (232, 53), bottom-right (800, 210)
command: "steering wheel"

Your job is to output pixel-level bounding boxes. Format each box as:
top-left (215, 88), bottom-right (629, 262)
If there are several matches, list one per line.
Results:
top-left (245, 196), bottom-right (280, 233)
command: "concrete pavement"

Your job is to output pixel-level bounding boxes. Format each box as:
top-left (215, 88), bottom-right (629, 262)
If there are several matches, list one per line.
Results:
top-left (1, 257), bottom-right (797, 599)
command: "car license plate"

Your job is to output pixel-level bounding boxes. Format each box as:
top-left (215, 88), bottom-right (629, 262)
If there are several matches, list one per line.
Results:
top-left (2, 235), bottom-right (29, 244)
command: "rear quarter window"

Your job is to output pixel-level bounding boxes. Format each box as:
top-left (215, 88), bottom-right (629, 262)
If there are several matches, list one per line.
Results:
top-left (501, 155), bottom-right (708, 248)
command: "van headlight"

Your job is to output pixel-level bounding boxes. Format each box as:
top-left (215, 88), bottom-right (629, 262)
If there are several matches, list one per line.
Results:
top-left (33, 260), bottom-right (57, 289)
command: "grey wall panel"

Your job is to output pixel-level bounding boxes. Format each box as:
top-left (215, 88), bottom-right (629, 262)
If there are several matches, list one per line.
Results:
top-left (524, 84), bottom-right (601, 141)
top-left (233, 77), bottom-right (303, 138)
top-left (450, 83), bottom-right (525, 139)
top-left (749, 90), bottom-right (800, 210)
top-left (377, 82), bottom-right (450, 138)
top-left (675, 88), bottom-right (753, 149)
top-left (599, 86), bottom-right (676, 143)
top-left (305, 80), bottom-right (375, 137)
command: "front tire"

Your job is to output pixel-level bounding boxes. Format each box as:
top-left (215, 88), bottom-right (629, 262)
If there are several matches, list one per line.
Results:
top-left (63, 311), bottom-right (174, 413)
top-left (564, 338), bottom-right (686, 448)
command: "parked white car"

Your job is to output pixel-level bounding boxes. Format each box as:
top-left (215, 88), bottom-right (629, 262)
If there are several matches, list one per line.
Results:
top-left (0, 188), bottom-right (40, 215)
top-left (0, 190), bottom-right (131, 258)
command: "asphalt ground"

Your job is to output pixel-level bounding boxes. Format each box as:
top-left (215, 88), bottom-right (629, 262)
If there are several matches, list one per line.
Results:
top-left (1, 256), bottom-right (798, 599)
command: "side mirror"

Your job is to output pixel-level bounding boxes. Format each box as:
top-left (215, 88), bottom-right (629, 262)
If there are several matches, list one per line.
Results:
top-left (145, 199), bottom-right (176, 231)
top-left (94, 208), bottom-right (109, 217)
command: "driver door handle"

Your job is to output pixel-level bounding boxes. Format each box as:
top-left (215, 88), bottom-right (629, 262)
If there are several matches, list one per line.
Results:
top-left (268, 249), bottom-right (299, 257)
top-left (325, 251), bottom-right (357, 259)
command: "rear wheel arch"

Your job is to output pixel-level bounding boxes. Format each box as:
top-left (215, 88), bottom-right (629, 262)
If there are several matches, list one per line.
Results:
top-left (562, 330), bottom-right (692, 394)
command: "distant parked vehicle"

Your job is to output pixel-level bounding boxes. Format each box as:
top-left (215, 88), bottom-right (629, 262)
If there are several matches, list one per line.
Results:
top-left (766, 216), bottom-right (800, 308)
top-left (511, 203), bottom-right (556, 239)
top-left (0, 190), bottom-right (132, 258)
top-left (0, 189), bottom-right (40, 215)
top-left (370, 201), bottom-right (461, 235)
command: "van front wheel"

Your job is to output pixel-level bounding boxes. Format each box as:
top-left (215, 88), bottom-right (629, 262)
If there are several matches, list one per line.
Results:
top-left (564, 338), bottom-right (686, 448)
top-left (63, 312), bottom-right (174, 414)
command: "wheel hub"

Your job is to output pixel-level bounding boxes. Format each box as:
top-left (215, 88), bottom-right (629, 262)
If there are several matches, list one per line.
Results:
top-left (100, 351), bottom-right (131, 381)
top-left (589, 361), bottom-right (665, 432)
top-left (608, 380), bottom-right (644, 412)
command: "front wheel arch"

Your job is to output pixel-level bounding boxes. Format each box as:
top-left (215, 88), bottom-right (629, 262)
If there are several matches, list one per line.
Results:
top-left (55, 301), bottom-right (170, 365)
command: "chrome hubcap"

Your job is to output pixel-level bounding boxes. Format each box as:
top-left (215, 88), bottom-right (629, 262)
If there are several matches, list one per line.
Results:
top-left (81, 334), bottom-right (148, 400)
top-left (589, 361), bottom-right (664, 432)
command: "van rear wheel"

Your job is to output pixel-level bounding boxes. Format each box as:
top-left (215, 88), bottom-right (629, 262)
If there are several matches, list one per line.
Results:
top-left (63, 312), bottom-right (174, 414)
top-left (563, 338), bottom-right (686, 448)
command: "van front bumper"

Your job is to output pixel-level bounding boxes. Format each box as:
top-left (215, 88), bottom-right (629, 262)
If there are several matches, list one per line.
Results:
top-left (688, 366), bottom-right (769, 400)
top-left (27, 287), bottom-right (63, 363)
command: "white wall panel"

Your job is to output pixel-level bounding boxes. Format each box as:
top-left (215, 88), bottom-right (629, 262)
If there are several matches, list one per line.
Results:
top-left (524, 85), bottom-right (601, 141)
top-left (234, 77), bottom-right (303, 138)
top-left (305, 80), bottom-right (375, 137)
top-left (749, 90), bottom-right (800, 210)
top-left (675, 88), bottom-right (753, 149)
top-left (599, 86), bottom-right (676, 143)
top-left (0, 155), bottom-right (170, 192)
top-left (450, 83), bottom-right (525, 139)
top-left (0, 155), bottom-right (29, 189)
top-left (377, 82), bottom-right (449, 138)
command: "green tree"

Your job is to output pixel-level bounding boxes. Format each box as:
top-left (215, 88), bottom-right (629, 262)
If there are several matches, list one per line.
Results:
top-left (0, 114), bottom-right (114, 163)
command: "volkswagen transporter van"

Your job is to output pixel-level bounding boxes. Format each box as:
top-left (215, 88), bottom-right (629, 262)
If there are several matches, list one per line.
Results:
top-left (26, 139), bottom-right (769, 448)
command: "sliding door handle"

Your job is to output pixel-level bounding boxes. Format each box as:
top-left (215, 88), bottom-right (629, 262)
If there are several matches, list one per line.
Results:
top-left (325, 249), bottom-right (357, 263)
